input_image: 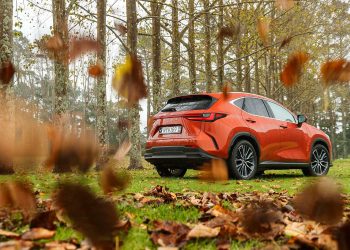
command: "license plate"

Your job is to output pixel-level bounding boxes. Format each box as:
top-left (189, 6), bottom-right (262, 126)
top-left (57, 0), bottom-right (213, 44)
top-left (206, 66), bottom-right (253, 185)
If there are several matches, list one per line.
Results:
top-left (159, 126), bottom-right (182, 134)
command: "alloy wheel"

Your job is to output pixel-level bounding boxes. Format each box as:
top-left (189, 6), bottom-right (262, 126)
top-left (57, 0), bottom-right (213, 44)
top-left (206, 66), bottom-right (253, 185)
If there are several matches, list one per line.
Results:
top-left (311, 147), bottom-right (329, 175)
top-left (235, 144), bottom-right (255, 178)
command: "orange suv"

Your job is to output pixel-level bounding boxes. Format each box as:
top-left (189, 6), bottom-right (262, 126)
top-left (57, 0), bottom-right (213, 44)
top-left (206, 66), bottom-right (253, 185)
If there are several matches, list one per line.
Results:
top-left (145, 92), bottom-right (332, 179)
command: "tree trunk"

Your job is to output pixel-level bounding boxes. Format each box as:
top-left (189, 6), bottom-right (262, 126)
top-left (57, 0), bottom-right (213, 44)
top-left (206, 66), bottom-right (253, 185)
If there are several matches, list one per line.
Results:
top-left (171, 0), bottom-right (180, 96)
top-left (235, 3), bottom-right (242, 91)
top-left (217, 0), bottom-right (224, 90)
top-left (52, 0), bottom-right (69, 116)
top-left (0, 0), bottom-right (13, 88)
top-left (126, 0), bottom-right (143, 170)
top-left (244, 43), bottom-right (251, 92)
top-left (96, 0), bottom-right (107, 146)
top-left (204, 0), bottom-right (212, 92)
top-left (254, 42), bottom-right (260, 94)
top-left (188, 0), bottom-right (196, 93)
top-left (151, 0), bottom-right (162, 112)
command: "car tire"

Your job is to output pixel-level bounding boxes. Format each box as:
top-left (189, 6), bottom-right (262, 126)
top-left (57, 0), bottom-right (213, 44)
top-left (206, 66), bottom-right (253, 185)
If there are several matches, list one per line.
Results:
top-left (302, 144), bottom-right (330, 176)
top-left (228, 140), bottom-right (258, 180)
top-left (155, 165), bottom-right (187, 178)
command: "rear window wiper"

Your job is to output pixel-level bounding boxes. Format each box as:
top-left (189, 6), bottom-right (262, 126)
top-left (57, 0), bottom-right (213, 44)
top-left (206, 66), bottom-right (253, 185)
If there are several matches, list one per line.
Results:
top-left (161, 107), bottom-right (177, 112)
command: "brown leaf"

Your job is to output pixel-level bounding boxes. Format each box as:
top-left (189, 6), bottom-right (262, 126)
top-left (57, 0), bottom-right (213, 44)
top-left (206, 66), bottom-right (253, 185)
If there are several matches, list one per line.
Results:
top-left (217, 25), bottom-right (241, 40)
top-left (240, 200), bottom-right (285, 239)
top-left (21, 228), bottom-right (55, 240)
top-left (336, 222), bottom-right (350, 250)
top-left (279, 36), bottom-right (293, 50)
top-left (320, 59), bottom-right (350, 86)
top-left (144, 185), bottom-right (177, 203)
top-left (199, 159), bottom-right (229, 182)
top-left (54, 182), bottom-right (118, 248)
top-left (45, 126), bottom-right (99, 173)
top-left (112, 55), bottom-right (147, 106)
top-left (257, 18), bottom-right (270, 46)
top-left (115, 23), bottom-right (128, 36)
top-left (101, 166), bottom-right (131, 195)
top-left (45, 35), bottom-right (64, 51)
top-left (222, 83), bottom-right (232, 100)
top-left (187, 224), bottom-right (220, 239)
top-left (30, 211), bottom-right (58, 230)
top-left (150, 220), bottom-right (190, 247)
top-left (113, 140), bottom-right (132, 161)
top-left (0, 181), bottom-right (36, 218)
top-left (0, 61), bottom-right (15, 85)
top-left (280, 51), bottom-right (310, 87)
top-left (0, 229), bottom-right (20, 238)
top-left (88, 62), bottom-right (104, 78)
top-left (275, 0), bottom-right (295, 10)
top-left (69, 38), bottom-right (101, 61)
top-left (293, 178), bottom-right (344, 224)
top-left (39, 35), bottom-right (68, 63)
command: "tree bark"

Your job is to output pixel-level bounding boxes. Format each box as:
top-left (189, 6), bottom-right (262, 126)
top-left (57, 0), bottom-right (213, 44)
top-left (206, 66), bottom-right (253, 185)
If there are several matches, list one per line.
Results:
top-left (188, 0), bottom-right (196, 93)
top-left (126, 0), bottom-right (143, 170)
top-left (151, 0), bottom-right (162, 112)
top-left (235, 3), bottom-right (242, 91)
top-left (96, 0), bottom-right (107, 146)
top-left (0, 0), bottom-right (13, 87)
top-left (217, 0), bottom-right (224, 90)
top-left (204, 0), bottom-right (212, 92)
top-left (171, 0), bottom-right (180, 96)
top-left (52, 0), bottom-right (69, 116)
top-left (254, 42), bottom-right (260, 94)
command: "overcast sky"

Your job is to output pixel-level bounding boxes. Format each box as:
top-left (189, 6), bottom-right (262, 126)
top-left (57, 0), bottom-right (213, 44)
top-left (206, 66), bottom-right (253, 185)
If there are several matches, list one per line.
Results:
top-left (15, 0), bottom-right (148, 131)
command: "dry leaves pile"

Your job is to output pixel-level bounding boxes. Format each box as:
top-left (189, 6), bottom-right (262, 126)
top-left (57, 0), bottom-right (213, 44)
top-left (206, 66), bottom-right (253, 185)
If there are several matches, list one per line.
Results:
top-left (1, 178), bottom-right (350, 249)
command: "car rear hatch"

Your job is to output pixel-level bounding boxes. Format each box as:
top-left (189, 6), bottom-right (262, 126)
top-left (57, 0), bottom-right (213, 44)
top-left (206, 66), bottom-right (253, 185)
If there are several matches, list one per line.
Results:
top-left (149, 95), bottom-right (218, 139)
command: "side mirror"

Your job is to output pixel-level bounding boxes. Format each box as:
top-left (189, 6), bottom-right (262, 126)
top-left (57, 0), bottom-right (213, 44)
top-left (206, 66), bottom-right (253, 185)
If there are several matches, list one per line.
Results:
top-left (297, 114), bottom-right (307, 126)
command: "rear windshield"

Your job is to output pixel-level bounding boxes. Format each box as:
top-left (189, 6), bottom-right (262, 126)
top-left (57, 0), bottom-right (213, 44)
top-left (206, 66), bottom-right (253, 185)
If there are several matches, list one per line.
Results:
top-left (161, 95), bottom-right (216, 112)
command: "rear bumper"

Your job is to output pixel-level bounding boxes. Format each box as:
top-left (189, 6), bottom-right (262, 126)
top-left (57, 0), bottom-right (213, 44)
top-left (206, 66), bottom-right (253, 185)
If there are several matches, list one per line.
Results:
top-left (144, 146), bottom-right (215, 168)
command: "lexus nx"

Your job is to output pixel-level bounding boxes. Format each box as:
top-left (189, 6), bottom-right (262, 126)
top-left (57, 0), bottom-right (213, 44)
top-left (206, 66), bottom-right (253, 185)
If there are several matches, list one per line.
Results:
top-left (145, 92), bottom-right (332, 180)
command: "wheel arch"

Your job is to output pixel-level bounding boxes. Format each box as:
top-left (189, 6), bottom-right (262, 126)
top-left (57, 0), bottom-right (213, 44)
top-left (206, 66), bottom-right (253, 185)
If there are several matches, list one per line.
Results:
top-left (228, 132), bottom-right (261, 162)
top-left (311, 138), bottom-right (333, 165)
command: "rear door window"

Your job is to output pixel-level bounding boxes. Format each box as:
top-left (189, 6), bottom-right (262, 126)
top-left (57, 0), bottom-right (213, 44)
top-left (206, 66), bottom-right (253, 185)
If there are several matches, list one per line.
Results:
top-left (243, 98), bottom-right (270, 117)
top-left (161, 95), bottom-right (216, 112)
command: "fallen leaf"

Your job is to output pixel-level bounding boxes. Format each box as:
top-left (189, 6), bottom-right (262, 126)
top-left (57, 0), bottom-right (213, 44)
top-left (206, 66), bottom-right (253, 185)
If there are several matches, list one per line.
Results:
top-left (150, 220), bottom-right (190, 247)
top-left (199, 159), bottom-right (229, 182)
top-left (21, 228), bottom-right (55, 240)
top-left (257, 18), bottom-right (270, 46)
top-left (275, 0), bottom-right (295, 10)
top-left (100, 166), bottom-right (131, 194)
top-left (187, 224), bottom-right (220, 238)
top-left (144, 185), bottom-right (177, 203)
top-left (115, 23), bottom-right (128, 36)
top-left (222, 83), bottom-right (232, 100)
top-left (240, 200), bottom-right (285, 239)
top-left (320, 59), bottom-right (350, 86)
top-left (293, 178), bottom-right (344, 224)
top-left (54, 182), bottom-right (118, 248)
top-left (0, 181), bottom-right (36, 218)
top-left (88, 62), bottom-right (104, 78)
top-left (112, 55), bottom-right (147, 106)
top-left (279, 36), bottom-right (293, 50)
top-left (280, 51), bottom-right (309, 87)
top-left (45, 126), bottom-right (99, 173)
top-left (336, 222), bottom-right (350, 250)
top-left (0, 61), bottom-right (15, 85)
top-left (113, 140), bottom-right (132, 161)
top-left (45, 35), bottom-right (64, 51)
top-left (0, 229), bottom-right (20, 238)
top-left (30, 211), bottom-right (58, 230)
top-left (69, 38), bottom-right (101, 61)
top-left (217, 24), bottom-right (241, 40)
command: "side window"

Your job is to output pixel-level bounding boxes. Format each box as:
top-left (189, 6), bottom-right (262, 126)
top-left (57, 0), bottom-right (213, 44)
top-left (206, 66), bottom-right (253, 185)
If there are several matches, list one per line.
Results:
top-left (233, 98), bottom-right (244, 109)
top-left (267, 101), bottom-right (296, 123)
top-left (243, 98), bottom-right (270, 117)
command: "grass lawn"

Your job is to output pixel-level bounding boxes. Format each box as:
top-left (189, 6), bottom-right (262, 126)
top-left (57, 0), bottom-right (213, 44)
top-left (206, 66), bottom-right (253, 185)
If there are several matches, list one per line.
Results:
top-left (0, 158), bottom-right (349, 249)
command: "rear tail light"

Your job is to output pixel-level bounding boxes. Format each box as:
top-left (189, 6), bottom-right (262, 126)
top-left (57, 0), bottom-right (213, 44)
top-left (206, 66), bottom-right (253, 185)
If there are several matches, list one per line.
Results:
top-left (185, 113), bottom-right (227, 122)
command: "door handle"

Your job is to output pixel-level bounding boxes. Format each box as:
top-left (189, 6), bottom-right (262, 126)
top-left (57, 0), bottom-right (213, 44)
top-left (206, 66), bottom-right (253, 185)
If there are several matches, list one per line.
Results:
top-left (280, 125), bottom-right (287, 129)
top-left (246, 118), bottom-right (256, 123)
